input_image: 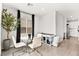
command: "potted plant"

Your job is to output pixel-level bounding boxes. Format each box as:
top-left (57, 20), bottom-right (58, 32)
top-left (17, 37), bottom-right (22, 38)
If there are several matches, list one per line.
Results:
top-left (2, 9), bottom-right (18, 50)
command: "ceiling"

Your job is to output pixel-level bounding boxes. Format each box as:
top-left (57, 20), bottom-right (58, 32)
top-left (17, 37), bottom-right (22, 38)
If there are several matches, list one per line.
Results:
top-left (2, 3), bottom-right (79, 18)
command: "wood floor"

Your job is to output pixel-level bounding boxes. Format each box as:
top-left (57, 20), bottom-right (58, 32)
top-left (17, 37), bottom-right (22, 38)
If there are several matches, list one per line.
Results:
top-left (2, 37), bottom-right (79, 56)
top-left (38, 38), bottom-right (79, 56)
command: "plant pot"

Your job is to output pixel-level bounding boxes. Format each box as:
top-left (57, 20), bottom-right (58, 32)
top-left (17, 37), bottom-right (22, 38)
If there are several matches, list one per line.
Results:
top-left (3, 39), bottom-right (10, 50)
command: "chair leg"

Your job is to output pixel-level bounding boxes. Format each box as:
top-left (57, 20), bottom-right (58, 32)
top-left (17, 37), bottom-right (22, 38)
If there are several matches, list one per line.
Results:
top-left (22, 46), bottom-right (28, 54)
top-left (12, 47), bottom-right (26, 56)
top-left (28, 47), bottom-right (43, 56)
top-left (27, 48), bottom-right (35, 54)
top-left (35, 49), bottom-right (43, 56)
top-left (18, 46), bottom-right (26, 56)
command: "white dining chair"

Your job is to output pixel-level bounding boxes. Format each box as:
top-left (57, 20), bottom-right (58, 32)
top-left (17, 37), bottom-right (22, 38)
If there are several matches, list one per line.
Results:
top-left (28, 37), bottom-right (42, 49)
top-left (12, 36), bottom-right (26, 56)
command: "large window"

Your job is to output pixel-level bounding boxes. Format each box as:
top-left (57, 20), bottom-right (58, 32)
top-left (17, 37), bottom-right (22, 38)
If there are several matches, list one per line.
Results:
top-left (20, 12), bottom-right (32, 40)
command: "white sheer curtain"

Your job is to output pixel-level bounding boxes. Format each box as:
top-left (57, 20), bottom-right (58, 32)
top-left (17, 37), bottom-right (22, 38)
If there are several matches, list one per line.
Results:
top-left (20, 12), bottom-right (32, 42)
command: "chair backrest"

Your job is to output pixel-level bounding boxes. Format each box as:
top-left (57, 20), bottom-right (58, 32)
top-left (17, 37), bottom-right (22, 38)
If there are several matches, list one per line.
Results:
top-left (32, 37), bottom-right (41, 47)
top-left (12, 36), bottom-right (16, 47)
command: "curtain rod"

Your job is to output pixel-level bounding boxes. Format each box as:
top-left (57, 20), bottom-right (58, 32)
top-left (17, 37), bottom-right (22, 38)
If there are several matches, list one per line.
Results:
top-left (14, 7), bottom-right (33, 15)
top-left (20, 10), bottom-right (33, 15)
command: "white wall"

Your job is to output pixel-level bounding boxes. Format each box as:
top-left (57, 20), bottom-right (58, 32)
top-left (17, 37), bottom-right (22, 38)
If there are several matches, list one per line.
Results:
top-left (38, 9), bottom-right (56, 34)
top-left (0, 3), bottom-right (2, 56)
top-left (35, 10), bottom-right (67, 40)
top-left (56, 11), bottom-right (66, 39)
top-left (34, 15), bottom-right (40, 36)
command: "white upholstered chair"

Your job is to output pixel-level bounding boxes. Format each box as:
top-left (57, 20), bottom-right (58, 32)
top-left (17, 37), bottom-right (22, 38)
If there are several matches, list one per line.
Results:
top-left (28, 37), bottom-right (42, 50)
top-left (12, 36), bottom-right (26, 56)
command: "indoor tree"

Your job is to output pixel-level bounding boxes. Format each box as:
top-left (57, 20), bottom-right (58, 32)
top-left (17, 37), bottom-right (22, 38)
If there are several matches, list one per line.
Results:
top-left (2, 9), bottom-right (19, 40)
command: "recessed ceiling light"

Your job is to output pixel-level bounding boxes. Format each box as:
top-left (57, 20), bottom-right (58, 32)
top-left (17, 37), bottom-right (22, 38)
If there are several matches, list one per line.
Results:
top-left (70, 16), bottom-right (72, 18)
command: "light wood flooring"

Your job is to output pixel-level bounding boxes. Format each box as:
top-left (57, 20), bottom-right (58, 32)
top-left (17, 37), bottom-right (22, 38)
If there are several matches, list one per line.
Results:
top-left (2, 37), bottom-right (79, 56)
